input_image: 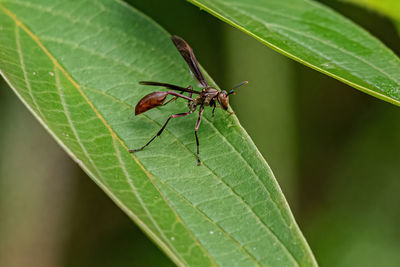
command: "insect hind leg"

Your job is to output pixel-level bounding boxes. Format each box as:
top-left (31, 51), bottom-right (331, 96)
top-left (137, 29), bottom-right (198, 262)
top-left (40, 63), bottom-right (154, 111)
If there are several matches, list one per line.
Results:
top-left (194, 106), bottom-right (205, 165)
top-left (162, 85), bottom-right (195, 107)
top-left (129, 111), bottom-right (192, 153)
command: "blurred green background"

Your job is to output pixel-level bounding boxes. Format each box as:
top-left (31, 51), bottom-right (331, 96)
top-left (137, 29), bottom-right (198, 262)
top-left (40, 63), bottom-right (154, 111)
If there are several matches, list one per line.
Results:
top-left (1, 0), bottom-right (399, 266)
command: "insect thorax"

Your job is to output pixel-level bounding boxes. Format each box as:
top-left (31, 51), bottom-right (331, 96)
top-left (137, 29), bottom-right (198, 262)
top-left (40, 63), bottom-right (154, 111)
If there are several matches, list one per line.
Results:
top-left (198, 88), bottom-right (219, 106)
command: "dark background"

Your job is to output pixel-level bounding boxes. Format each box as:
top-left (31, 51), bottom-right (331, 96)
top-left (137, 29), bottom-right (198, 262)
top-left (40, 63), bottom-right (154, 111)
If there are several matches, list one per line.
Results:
top-left (1, 1), bottom-right (399, 266)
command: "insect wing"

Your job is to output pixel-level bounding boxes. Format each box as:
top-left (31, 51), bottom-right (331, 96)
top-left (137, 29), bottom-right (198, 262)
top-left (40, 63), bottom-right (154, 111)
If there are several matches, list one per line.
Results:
top-left (171, 35), bottom-right (209, 88)
top-left (139, 81), bottom-right (201, 94)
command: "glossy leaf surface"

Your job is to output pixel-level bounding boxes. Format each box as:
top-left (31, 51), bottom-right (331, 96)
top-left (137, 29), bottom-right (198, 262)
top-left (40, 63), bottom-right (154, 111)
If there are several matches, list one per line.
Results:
top-left (188, 0), bottom-right (400, 106)
top-left (0, 0), bottom-right (316, 265)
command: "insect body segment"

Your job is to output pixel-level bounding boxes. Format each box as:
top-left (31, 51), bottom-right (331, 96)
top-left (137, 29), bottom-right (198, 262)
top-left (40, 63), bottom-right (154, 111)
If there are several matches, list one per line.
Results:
top-left (130, 35), bottom-right (247, 165)
top-left (134, 91), bottom-right (168, 115)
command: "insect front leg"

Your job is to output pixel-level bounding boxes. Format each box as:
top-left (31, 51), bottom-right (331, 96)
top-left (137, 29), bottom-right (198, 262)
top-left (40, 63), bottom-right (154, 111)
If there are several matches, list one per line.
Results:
top-left (212, 102), bottom-right (216, 117)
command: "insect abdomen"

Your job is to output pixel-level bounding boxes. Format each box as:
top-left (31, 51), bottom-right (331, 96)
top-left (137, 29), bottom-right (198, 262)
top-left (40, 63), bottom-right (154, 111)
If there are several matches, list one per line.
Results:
top-left (135, 91), bottom-right (168, 115)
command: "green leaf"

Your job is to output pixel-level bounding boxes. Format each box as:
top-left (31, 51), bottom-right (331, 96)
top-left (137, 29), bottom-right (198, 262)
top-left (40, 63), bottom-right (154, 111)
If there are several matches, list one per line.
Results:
top-left (341, 0), bottom-right (400, 22)
top-left (340, 0), bottom-right (400, 37)
top-left (187, 0), bottom-right (400, 106)
top-left (0, 0), bottom-right (316, 266)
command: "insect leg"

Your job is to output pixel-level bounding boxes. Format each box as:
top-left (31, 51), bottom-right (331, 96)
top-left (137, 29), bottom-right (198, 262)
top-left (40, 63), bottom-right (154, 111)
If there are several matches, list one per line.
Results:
top-left (129, 111), bottom-right (192, 153)
top-left (163, 93), bottom-right (181, 106)
top-left (164, 86), bottom-right (194, 107)
top-left (194, 105), bottom-right (205, 165)
top-left (187, 86), bottom-right (193, 108)
top-left (166, 91), bottom-right (193, 102)
top-left (212, 102), bottom-right (216, 117)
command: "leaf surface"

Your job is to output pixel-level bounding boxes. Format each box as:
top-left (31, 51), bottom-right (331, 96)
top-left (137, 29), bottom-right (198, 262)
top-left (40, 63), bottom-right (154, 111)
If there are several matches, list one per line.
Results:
top-left (0, 0), bottom-right (316, 266)
top-left (188, 0), bottom-right (400, 106)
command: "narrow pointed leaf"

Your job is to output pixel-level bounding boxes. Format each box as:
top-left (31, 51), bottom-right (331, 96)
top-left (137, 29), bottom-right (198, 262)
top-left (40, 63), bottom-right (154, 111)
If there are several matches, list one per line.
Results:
top-left (340, 0), bottom-right (400, 37)
top-left (188, 0), bottom-right (400, 106)
top-left (0, 0), bottom-right (316, 265)
top-left (341, 0), bottom-right (400, 22)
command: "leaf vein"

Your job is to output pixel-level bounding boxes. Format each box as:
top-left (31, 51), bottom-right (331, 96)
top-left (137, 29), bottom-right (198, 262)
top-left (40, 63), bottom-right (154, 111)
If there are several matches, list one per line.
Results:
top-left (15, 25), bottom-right (45, 119)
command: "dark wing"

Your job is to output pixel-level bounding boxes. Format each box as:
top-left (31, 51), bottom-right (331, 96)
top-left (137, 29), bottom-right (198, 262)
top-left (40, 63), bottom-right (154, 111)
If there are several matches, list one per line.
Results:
top-left (139, 81), bottom-right (201, 94)
top-left (171, 35), bottom-right (209, 88)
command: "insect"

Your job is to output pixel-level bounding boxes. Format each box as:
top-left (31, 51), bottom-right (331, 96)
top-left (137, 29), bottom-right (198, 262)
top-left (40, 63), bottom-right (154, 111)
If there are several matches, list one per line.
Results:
top-left (129, 35), bottom-right (247, 165)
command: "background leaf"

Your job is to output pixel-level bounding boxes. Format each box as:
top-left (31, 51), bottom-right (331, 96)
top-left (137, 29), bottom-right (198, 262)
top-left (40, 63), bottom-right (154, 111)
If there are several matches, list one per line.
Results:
top-left (187, 0), bottom-right (400, 106)
top-left (0, 0), bottom-right (316, 265)
top-left (341, 0), bottom-right (400, 22)
top-left (340, 0), bottom-right (400, 37)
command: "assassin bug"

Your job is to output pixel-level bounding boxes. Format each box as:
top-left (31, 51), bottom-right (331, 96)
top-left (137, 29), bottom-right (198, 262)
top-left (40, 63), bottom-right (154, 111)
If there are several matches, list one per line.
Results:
top-left (129, 35), bottom-right (247, 165)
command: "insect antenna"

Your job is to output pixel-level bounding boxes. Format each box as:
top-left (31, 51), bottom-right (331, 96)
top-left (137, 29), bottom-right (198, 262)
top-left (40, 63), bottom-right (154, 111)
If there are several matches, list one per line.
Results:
top-left (228, 81), bottom-right (248, 95)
